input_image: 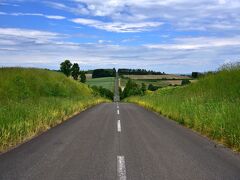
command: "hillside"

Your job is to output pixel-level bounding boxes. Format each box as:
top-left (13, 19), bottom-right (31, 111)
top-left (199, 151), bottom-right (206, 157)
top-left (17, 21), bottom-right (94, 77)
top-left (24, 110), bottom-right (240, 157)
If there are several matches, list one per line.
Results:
top-left (0, 68), bottom-right (107, 152)
top-left (126, 64), bottom-right (240, 151)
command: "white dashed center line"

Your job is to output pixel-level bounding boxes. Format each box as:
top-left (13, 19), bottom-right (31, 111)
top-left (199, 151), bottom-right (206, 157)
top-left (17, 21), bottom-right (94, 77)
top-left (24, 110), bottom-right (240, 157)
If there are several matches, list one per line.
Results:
top-left (117, 120), bottom-right (121, 132)
top-left (117, 156), bottom-right (127, 180)
top-left (117, 109), bottom-right (120, 115)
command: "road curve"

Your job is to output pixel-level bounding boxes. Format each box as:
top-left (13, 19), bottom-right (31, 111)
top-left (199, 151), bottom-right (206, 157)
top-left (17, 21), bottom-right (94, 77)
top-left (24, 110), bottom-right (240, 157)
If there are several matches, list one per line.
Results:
top-left (0, 102), bottom-right (240, 180)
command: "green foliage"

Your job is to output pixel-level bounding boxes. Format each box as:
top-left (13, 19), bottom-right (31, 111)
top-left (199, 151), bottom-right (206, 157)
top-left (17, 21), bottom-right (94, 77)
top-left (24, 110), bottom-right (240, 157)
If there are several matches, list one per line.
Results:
top-left (181, 79), bottom-right (191, 86)
top-left (118, 68), bottom-right (165, 75)
top-left (0, 68), bottom-right (107, 152)
top-left (60, 60), bottom-right (72, 77)
top-left (92, 69), bottom-right (116, 78)
top-left (192, 72), bottom-right (200, 78)
top-left (71, 63), bottom-right (80, 80)
top-left (148, 84), bottom-right (160, 91)
top-left (141, 83), bottom-right (147, 92)
top-left (91, 86), bottom-right (114, 100)
top-left (125, 64), bottom-right (240, 151)
top-left (80, 72), bottom-right (86, 83)
top-left (121, 79), bottom-right (144, 99)
top-left (113, 68), bottom-right (116, 77)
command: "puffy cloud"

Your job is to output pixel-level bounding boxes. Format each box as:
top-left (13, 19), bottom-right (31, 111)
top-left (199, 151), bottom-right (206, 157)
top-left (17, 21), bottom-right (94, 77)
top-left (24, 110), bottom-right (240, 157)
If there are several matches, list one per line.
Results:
top-left (71, 18), bottom-right (163, 32)
top-left (46, 0), bottom-right (240, 32)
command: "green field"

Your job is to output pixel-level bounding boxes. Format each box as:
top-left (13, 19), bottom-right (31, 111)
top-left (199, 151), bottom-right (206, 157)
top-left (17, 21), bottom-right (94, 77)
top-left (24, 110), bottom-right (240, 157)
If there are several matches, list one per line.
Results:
top-left (86, 77), bottom-right (115, 91)
top-left (0, 68), bottom-right (108, 152)
top-left (123, 74), bottom-right (191, 80)
top-left (125, 65), bottom-right (240, 151)
top-left (120, 78), bottom-right (195, 89)
top-left (121, 78), bottom-right (169, 88)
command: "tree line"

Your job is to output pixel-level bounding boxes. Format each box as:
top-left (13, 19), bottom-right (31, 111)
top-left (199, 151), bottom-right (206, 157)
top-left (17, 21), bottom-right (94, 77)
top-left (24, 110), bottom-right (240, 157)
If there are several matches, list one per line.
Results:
top-left (92, 68), bottom-right (116, 78)
top-left (60, 60), bottom-right (86, 83)
top-left (118, 69), bottom-right (165, 75)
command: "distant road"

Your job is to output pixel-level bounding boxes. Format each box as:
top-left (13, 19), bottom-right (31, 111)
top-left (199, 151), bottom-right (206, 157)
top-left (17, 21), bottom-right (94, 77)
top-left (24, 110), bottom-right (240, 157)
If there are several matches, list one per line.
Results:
top-left (0, 76), bottom-right (240, 180)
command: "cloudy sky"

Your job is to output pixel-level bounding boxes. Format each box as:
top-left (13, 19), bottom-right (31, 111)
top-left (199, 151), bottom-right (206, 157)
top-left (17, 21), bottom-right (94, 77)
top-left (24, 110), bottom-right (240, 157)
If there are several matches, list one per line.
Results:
top-left (0, 0), bottom-right (240, 73)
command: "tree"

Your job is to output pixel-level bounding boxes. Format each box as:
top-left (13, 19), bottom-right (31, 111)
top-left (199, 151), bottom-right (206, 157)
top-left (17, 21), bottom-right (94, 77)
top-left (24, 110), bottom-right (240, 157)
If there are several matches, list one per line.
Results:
top-left (60, 60), bottom-right (72, 77)
top-left (192, 72), bottom-right (199, 78)
top-left (80, 72), bottom-right (86, 83)
top-left (71, 63), bottom-right (80, 80)
top-left (113, 68), bottom-right (116, 77)
top-left (141, 83), bottom-right (146, 93)
top-left (122, 79), bottom-right (142, 98)
top-left (181, 79), bottom-right (191, 86)
top-left (148, 84), bottom-right (159, 91)
top-left (92, 69), bottom-right (115, 78)
top-left (91, 86), bottom-right (114, 100)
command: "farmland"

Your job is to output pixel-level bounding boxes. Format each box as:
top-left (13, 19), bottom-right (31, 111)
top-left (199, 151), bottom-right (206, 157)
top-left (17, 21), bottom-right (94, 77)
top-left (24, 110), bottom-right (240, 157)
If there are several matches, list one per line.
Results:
top-left (0, 68), bottom-right (107, 152)
top-left (120, 74), bottom-right (194, 89)
top-left (86, 77), bottom-right (115, 92)
top-left (123, 74), bottom-right (191, 80)
top-left (125, 65), bottom-right (240, 151)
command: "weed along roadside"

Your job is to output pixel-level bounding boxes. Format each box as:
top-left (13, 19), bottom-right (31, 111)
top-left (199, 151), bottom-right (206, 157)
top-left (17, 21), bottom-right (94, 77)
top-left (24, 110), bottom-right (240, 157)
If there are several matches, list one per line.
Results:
top-left (0, 67), bottom-right (109, 153)
top-left (125, 64), bottom-right (240, 152)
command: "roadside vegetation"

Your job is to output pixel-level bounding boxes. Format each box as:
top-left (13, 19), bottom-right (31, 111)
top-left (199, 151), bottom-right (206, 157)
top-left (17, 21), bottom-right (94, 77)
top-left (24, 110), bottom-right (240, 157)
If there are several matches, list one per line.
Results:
top-left (125, 63), bottom-right (240, 151)
top-left (0, 67), bottom-right (108, 152)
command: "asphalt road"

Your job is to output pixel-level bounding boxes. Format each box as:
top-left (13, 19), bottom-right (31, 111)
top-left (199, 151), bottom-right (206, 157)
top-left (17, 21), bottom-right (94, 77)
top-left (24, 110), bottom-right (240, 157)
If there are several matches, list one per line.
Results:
top-left (0, 102), bottom-right (240, 180)
top-left (0, 75), bottom-right (240, 179)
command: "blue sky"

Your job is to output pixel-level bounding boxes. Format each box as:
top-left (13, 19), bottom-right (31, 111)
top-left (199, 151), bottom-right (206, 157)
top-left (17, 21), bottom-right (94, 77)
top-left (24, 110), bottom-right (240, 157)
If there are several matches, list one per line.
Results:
top-left (0, 0), bottom-right (240, 73)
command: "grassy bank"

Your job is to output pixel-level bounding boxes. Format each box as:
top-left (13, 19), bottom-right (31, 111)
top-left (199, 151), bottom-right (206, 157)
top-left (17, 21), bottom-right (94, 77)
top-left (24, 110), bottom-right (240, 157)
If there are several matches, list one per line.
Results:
top-left (86, 77), bottom-right (115, 91)
top-left (125, 65), bottom-right (240, 151)
top-left (0, 68), bottom-right (108, 152)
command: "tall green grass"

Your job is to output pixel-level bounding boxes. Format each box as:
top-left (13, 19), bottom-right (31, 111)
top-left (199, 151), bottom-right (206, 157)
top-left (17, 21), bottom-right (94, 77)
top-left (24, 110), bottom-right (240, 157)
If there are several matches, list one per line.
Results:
top-left (0, 68), bottom-right (108, 152)
top-left (126, 65), bottom-right (240, 151)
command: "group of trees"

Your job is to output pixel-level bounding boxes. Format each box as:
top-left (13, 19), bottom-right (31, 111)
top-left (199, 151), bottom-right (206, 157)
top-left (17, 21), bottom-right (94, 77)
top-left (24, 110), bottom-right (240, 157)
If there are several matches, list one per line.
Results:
top-left (60, 60), bottom-right (86, 83)
top-left (91, 86), bottom-right (114, 100)
top-left (120, 80), bottom-right (146, 99)
top-left (92, 68), bottom-right (116, 78)
top-left (118, 69), bottom-right (165, 75)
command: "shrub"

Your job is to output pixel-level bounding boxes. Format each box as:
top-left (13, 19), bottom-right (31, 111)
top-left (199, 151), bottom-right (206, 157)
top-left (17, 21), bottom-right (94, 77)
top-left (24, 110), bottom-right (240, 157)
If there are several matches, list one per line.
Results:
top-left (181, 79), bottom-right (191, 85)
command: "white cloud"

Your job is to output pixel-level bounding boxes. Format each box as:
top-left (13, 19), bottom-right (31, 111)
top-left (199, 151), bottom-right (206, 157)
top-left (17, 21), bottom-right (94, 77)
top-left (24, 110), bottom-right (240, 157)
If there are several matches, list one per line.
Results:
top-left (71, 18), bottom-right (163, 32)
top-left (45, 0), bottom-right (240, 32)
top-left (1, 28), bottom-right (240, 73)
top-left (145, 37), bottom-right (240, 50)
top-left (0, 12), bottom-right (66, 20)
top-left (0, 28), bottom-right (61, 47)
top-left (98, 39), bottom-right (112, 44)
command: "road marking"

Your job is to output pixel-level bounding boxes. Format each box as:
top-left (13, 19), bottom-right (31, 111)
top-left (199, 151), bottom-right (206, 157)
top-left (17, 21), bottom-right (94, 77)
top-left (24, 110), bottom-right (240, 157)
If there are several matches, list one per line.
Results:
top-left (117, 110), bottom-right (120, 115)
top-left (117, 105), bottom-right (119, 109)
top-left (117, 120), bottom-right (121, 132)
top-left (117, 156), bottom-right (126, 180)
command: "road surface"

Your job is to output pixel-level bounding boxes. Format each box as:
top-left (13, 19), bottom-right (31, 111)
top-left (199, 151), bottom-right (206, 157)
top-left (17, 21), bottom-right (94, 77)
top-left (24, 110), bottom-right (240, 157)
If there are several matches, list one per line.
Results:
top-left (0, 76), bottom-right (240, 180)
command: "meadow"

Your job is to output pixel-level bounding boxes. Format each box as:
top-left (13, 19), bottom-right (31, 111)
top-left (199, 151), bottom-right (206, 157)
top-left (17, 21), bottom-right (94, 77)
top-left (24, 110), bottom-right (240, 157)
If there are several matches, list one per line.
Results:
top-left (86, 77), bottom-right (115, 92)
top-left (0, 68), bottom-right (107, 152)
top-left (125, 65), bottom-right (240, 151)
